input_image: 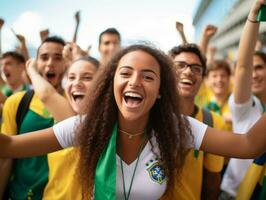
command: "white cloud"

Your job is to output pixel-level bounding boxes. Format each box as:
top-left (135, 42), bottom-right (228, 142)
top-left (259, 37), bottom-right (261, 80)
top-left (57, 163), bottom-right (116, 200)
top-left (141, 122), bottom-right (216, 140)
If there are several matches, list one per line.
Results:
top-left (12, 11), bottom-right (43, 46)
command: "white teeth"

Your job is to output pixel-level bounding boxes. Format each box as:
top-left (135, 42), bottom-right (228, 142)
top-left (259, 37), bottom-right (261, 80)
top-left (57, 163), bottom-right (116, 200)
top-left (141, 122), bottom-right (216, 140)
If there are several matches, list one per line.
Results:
top-left (124, 92), bottom-right (143, 98)
top-left (180, 79), bottom-right (193, 84)
top-left (72, 91), bottom-right (85, 101)
top-left (72, 92), bottom-right (85, 96)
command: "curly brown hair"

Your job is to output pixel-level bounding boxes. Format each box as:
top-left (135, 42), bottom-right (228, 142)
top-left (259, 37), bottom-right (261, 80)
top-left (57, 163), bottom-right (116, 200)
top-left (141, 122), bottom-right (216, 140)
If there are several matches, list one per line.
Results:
top-left (76, 44), bottom-right (192, 198)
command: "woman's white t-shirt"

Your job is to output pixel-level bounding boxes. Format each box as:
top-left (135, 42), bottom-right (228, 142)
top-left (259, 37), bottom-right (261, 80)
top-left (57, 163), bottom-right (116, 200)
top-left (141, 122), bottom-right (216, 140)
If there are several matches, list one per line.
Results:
top-left (52, 115), bottom-right (207, 200)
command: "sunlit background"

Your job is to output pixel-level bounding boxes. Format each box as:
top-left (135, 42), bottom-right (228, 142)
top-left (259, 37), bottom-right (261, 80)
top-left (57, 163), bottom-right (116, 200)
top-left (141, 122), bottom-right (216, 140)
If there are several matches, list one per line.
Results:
top-left (1, 0), bottom-right (265, 61)
top-left (0, 0), bottom-right (198, 58)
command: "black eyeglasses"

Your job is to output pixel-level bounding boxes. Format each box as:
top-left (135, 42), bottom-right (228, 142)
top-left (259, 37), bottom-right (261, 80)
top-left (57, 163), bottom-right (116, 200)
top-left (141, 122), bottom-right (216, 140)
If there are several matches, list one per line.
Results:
top-left (174, 61), bottom-right (204, 75)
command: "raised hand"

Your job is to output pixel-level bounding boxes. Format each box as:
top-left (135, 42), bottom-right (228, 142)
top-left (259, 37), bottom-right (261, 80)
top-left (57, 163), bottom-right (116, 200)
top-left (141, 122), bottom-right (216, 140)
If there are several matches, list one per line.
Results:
top-left (203, 25), bottom-right (218, 39)
top-left (248, 0), bottom-right (266, 21)
top-left (75, 10), bottom-right (80, 24)
top-left (40, 29), bottom-right (49, 42)
top-left (176, 21), bottom-right (184, 32)
top-left (199, 24), bottom-right (217, 55)
top-left (63, 42), bottom-right (87, 66)
top-left (26, 58), bottom-right (38, 73)
top-left (72, 11), bottom-right (81, 43)
top-left (175, 21), bottom-right (188, 44)
top-left (16, 34), bottom-right (26, 44)
top-left (0, 18), bottom-right (4, 29)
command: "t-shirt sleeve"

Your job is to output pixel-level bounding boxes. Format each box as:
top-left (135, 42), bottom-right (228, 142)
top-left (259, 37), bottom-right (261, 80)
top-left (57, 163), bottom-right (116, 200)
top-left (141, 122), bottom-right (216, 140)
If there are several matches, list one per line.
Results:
top-left (186, 116), bottom-right (208, 150)
top-left (228, 94), bottom-right (263, 119)
top-left (52, 115), bottom-right (83, 148)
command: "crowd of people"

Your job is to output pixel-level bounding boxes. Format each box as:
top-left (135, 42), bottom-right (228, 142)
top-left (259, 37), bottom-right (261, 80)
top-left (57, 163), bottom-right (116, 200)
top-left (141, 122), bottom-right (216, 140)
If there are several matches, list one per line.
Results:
top-left (0, 0), bottom-right (266, 199)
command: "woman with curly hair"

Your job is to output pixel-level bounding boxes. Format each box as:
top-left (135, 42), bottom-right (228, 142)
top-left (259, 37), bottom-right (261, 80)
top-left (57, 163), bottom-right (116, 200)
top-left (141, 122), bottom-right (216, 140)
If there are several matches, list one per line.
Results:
top-left (0, 44), bottom-right (266, 200)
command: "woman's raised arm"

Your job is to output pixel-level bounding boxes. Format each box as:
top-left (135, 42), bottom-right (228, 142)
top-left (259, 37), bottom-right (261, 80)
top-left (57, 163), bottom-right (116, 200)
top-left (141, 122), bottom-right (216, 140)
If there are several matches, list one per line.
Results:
top-left (0, 127), bottom-right (62, 158)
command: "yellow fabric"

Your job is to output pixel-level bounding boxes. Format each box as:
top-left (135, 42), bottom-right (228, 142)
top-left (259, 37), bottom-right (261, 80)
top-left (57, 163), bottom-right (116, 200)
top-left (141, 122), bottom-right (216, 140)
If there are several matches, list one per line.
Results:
top-left (205, 94), bottom-right (232, 131)
top-left (161, 108), bottom-right (229, 200)
top-left (1, 91), bottom-right (81, 199)
top-left (217, 98), bottom-right (232, 131)
top-left (43, 148), bottom-right (82, 200)
top-left (236, 163), bottom-right (266, 200)
top-left (37, 93), bottom-right (81, 200)
top-left (1, 91), bottom-right (26, 135)
top-left (195, 81), bottom-right (212, 107)
top-left (196, 79), bottom-right (233, 131)
top-left (1, 91), bottom-right (51, 135)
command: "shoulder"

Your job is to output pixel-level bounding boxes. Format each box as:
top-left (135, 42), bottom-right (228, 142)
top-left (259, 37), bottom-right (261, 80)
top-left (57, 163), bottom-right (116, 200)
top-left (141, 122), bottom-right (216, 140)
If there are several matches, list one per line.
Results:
top-left (3, 91), bottom-right (27, 109)
top-left (185, 116), bottom-right (208, 150)
top-left (1, 91), bottom-right (27, 135)
top-left (53, 115), bottom-right (83, 148)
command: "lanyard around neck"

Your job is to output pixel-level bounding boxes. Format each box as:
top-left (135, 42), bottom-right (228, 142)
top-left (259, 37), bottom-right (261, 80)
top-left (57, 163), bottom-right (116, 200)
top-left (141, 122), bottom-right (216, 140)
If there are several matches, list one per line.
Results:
top-left (119, 135), bottom-right (146, 200)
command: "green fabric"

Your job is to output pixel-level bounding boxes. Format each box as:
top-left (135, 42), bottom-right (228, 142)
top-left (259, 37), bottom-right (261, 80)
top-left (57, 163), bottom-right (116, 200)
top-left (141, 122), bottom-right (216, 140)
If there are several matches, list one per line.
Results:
top-left (95, 123), bottom-right (117, 200)
top-left (1, 84), bottom-right (30, 97)
top-left (260, 175), bottom-right (266, 200)
top-left (2, 85), bottom-right (13, 97)
top-left (7, 109), bottom-right (54, 200)
top-left (22, 84), bottom-right (31, 92)
top-left (204, 101), bottom-right (221, 115)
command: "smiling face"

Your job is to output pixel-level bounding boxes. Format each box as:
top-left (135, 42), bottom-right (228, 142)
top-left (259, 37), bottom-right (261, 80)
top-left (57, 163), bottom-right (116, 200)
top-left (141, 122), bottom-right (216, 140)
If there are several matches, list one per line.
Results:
top-left (174, 52), bottom-right (203, 99)
top-left (252, 55), bottom-right (266, 97)
top-left (65, 60), bottom-right (98, 114)
top-left (113, 50), bottom-right (161, 123)
top-left (37, 42), bottom-right (65, 89)
top-left (207, 68), bottom-right (230, 97)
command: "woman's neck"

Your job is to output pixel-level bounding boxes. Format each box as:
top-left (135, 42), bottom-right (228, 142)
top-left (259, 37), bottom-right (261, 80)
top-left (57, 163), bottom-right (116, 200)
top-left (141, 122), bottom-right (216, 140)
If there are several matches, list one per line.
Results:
top-left (179, 97), bottom-right (195, 116)
top-left (117, 114), bottom-right (148, 164)
top-left (118, 114), bottom-right (148, 137)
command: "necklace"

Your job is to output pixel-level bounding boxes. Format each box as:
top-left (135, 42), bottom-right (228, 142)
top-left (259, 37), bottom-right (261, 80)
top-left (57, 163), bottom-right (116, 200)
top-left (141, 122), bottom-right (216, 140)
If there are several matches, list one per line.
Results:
top-left (119, 129), bottom-right (145, 139)
top-left (119, 135), bottom-right (146, 200)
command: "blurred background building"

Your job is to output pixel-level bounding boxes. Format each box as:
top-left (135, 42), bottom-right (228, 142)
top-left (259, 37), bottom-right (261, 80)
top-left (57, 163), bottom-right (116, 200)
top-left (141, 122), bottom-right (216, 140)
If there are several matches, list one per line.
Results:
top-left (193, 0), bottom-right (266, 61)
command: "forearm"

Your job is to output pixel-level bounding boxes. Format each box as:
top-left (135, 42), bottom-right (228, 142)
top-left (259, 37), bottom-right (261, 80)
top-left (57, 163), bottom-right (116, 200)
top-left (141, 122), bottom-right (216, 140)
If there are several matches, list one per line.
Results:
top-left (0, 128), bottom-right (62, 158)
top-left (234, 18), bottom-right (259, 103)
top-left (201, 119), bottom-right (266, 159)
top-left (245, 114), bottom-right (266, 157)
top-left (26, 60), bottom-right (75, 121)
top-left (199, 36), bottom-right (210, 55)
top-left (44, 94), bottom-right (76, 122)
top-left (19, 42), bottom-right (29, 61)
top-left (178, 31), bottom-right (188, 44)
top-left (72, 22), bottom-right (80, 43)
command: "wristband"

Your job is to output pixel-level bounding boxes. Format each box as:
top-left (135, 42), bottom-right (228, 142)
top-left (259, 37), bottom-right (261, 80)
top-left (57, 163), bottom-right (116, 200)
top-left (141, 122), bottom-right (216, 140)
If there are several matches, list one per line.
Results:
top-left (247, 18), bottom-right (259, 23)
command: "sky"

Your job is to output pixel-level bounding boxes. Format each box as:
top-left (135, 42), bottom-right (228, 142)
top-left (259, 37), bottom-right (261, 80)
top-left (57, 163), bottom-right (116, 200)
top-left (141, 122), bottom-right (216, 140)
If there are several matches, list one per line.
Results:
top-left (0, 0), bottom-right (198, 58)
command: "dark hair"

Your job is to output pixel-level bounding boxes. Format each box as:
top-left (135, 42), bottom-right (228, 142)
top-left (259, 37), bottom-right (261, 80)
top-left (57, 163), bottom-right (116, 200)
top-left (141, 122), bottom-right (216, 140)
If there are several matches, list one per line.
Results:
top-left (206, 59), bottom-right (231, 76)
top-left (73, 56), bottom-right (100, 69)
top-left (254, 51), bottom-right (266, 63)
top-left (37, 36), bottom-right (65, 55)
top-left (169, 43), bottom-right (207, 76)
top-left (2, 51), bottom-right (25, 64)
top-left (98, 28), bottom-right (121, 46)
top-left (77, 44), bottom-right (192, 198)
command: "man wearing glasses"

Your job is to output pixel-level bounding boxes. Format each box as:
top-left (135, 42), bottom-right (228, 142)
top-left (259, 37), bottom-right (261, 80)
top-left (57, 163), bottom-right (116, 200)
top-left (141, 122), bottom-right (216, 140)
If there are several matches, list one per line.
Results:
top-left (168, 44), bottom-right (229, 200)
